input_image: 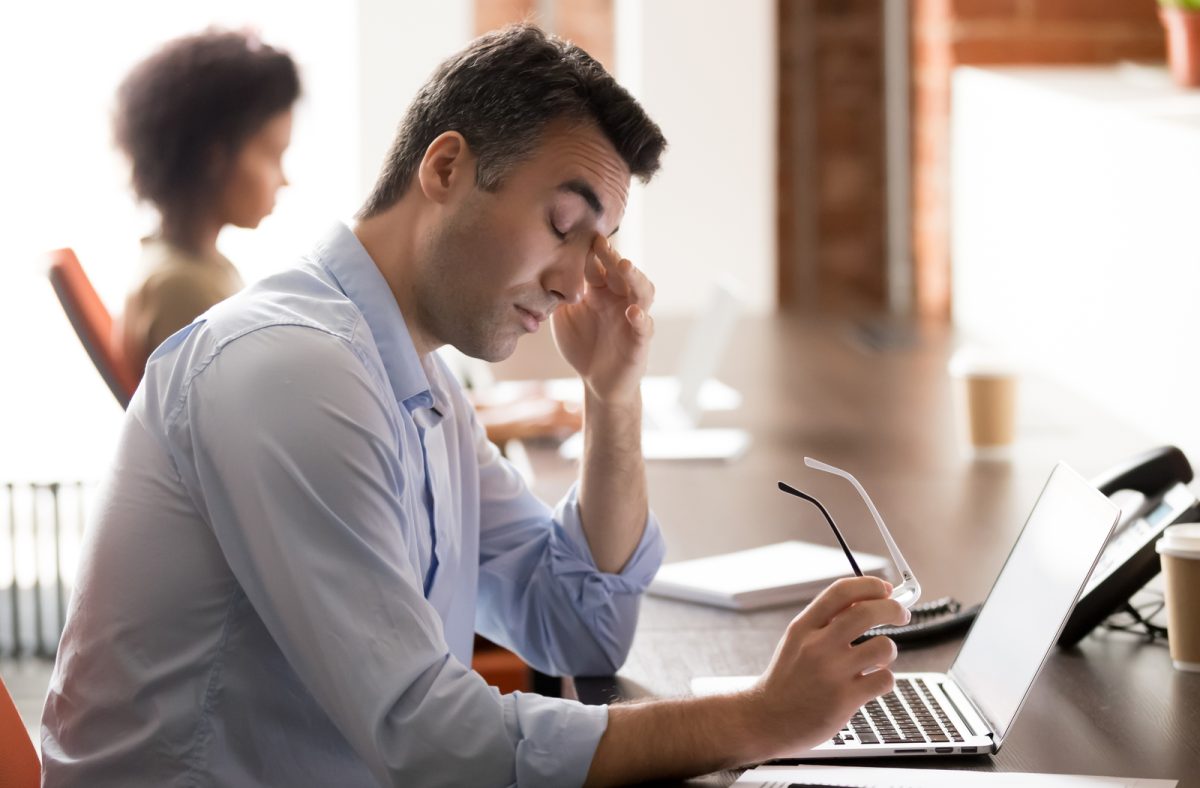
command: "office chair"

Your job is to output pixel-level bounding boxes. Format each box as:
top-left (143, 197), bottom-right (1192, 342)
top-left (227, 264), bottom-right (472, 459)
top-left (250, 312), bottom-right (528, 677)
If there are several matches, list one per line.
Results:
top-left (472, 637), bottom-right (533, 694)
top-left (0, 674), bottom-right (40, 788)
top-left (46, 248), bottom-right (139, 409)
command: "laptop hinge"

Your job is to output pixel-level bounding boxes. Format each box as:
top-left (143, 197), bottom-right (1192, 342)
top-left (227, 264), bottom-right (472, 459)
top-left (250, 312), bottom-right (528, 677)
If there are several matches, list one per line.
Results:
top-left (939, 676), bottom-right (994, 742)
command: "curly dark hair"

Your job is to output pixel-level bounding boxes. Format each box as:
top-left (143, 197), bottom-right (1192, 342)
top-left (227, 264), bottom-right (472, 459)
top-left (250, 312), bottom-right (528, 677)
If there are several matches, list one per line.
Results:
top-left (114, 29), bottom-right (300, 221)
top-left (358, 24), bottom-right (667, 218)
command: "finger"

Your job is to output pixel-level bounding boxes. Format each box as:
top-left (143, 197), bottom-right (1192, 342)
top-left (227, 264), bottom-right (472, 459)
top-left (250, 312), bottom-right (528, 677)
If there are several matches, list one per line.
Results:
top-left (626, 304), bottom-right (654, 339)
top-left (794, 577), bottom-right (892, 632)
top-left (603, 255), bottom-right (631, 298)
top-left (593, 233), bottom-right (621, 265)
top-left (593, 236), bottom-right (629, 297)
top-left (848, 635), bottom-right (898, 676)
top-left (615, 258), bottom-right (655, 311)
top-left (855, 665), bottom-right (896, 700)
top-left (824, 597), bottom-right (909, 644)
top-left (585, 248), bottom-right (608, 290)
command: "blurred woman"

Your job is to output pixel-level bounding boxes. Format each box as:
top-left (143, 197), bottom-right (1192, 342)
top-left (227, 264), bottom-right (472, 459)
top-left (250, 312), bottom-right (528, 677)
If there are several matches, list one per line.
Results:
top-left (113, 29), bottom-right (300, 375)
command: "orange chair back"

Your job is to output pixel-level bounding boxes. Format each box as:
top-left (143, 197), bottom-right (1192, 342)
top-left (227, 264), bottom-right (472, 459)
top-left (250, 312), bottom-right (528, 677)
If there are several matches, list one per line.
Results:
top-left (47, 248), bottom-right (139, 409)
top-left (0, 675), bottom-right (40, 788)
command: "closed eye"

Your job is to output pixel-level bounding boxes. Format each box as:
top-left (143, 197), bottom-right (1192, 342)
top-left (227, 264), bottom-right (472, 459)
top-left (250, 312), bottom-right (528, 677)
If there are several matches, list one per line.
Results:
top-left (548, 216), bottom-right (568, 242)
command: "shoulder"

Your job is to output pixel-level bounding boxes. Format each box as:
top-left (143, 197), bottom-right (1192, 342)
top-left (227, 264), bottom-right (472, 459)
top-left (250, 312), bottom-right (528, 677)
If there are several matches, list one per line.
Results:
top-left (139, 240), bottom-right (239, 292)
top-left (134, 259), bottom-right (241, 328)
top-left (148, 265), bottom-right (388, 422)
top-left (199, 263), bottom-right (367, 350)
top-left (203, 321), bottom-right (377, 398)
top-left (166, 321), bottom-right (393, 440)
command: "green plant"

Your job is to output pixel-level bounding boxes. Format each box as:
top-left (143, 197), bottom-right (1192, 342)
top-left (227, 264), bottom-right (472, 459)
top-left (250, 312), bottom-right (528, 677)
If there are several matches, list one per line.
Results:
top-left (1161, 0), bottom-right (1200, 9)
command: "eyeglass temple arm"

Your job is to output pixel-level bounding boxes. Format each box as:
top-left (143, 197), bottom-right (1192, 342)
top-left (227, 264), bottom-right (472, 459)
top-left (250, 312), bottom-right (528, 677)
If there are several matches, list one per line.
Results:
top-left (803, 457), bottom-right (916, 582)
top-left (777, 481), bottom-right (863, 576)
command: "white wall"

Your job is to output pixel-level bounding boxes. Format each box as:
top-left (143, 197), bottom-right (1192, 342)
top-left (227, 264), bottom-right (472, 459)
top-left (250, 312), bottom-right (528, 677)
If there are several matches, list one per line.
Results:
top-left (0, 3), bottom-right (775, 480)
top-left (0, 1), bottom-right (469, 482)
top-left (356, 1), bottom-right (472, 201)
top-left (615, 0), bottom-right (778, 316)
top-left (952, 65), bottom-right (1200, 462)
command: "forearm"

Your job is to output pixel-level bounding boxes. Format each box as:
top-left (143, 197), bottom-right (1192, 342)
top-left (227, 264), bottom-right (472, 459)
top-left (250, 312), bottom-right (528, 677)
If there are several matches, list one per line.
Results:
top-left (585, 692), bottom-right (767, 787)
top-left (578, 390), bottom-right (649, 574)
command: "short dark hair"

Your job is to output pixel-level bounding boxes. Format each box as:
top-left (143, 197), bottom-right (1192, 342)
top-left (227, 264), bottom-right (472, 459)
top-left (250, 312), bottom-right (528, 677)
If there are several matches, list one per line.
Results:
top-left (114, 29), bottom-right (300, 219)
top-left (358, 24), bottom-right (667, 218)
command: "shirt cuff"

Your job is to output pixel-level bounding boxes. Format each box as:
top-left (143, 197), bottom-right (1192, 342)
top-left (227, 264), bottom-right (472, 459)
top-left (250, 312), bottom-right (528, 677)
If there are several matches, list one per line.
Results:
top-left (548, 481), bottom-right (666, 614)
top-left (505, 691), bottom-right (609, 787)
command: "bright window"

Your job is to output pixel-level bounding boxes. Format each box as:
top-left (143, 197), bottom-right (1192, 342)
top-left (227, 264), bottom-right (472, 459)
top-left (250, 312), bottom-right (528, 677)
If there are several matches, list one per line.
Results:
top-left (0, 2), bottom-right (360, 481)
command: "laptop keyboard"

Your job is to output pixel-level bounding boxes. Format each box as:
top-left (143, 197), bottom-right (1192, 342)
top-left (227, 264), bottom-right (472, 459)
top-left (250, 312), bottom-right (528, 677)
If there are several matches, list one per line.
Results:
top-left (830, 678), bottom-right (965, 746)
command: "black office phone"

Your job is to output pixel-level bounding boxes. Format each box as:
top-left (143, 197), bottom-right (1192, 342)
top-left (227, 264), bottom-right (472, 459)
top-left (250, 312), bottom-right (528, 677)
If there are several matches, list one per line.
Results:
top-left (856, 447), bottom-right (1198, 649)
top-left (1057, 445), bottom-right (1200, 647)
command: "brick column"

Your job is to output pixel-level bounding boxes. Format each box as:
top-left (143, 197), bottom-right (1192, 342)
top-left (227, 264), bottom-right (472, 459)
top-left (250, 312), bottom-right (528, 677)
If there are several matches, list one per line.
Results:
top-left (778, 0), bottom-right (887, 311)
top-left (910, 0), bottom-right (1165, 320)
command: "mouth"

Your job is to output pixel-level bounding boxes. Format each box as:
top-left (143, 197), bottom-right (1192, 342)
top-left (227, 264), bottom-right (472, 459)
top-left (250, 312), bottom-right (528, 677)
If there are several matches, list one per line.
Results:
top-left (515, 305), bottom-right (548, 333)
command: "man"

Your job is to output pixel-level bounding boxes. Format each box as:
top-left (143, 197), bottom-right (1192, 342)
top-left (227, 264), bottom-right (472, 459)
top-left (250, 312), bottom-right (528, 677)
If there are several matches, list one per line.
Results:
top-left (42, 25), bottom-right (906, 787)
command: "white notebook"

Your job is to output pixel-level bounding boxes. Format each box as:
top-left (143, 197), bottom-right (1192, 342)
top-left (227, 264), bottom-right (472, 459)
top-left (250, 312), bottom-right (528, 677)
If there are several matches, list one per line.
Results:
top-left (648, 540), bottom-right (890, 611)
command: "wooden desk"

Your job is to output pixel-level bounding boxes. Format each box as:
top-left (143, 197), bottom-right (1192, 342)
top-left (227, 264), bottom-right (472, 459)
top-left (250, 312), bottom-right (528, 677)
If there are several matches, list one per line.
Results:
top-left (494, 313), bottom-right (1200, 786)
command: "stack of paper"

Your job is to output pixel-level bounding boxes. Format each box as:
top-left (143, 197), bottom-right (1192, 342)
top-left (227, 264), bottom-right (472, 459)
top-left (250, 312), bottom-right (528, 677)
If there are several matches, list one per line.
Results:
top-left (648, 541), bottom-right (890, 611)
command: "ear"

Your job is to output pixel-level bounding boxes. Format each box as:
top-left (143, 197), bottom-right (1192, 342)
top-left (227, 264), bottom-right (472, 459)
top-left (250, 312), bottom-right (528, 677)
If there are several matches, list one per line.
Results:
top-left (417, 131), bottom-right (473, 204)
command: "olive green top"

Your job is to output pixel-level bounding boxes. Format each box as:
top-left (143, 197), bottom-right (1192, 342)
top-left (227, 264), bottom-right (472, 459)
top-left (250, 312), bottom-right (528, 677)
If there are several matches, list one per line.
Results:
top-left (120, 237), bottom-right (244, 372)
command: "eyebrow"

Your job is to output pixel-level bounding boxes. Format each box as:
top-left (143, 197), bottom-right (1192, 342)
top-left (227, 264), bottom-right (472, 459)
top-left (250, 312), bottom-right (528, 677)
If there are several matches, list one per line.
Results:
top-left (557, 179), bottom-right (620, 237)
top-left (559, 179), bottom-right (603, 215)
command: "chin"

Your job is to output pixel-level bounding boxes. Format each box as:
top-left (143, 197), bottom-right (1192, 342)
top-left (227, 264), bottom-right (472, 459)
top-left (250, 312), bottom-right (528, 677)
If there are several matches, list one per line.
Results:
top-left (459, 334), bottom-right (519, 364)
top-left (232, 211), bottom-right (271, 230)
top-left (475, 343), bottom-right (517, 364)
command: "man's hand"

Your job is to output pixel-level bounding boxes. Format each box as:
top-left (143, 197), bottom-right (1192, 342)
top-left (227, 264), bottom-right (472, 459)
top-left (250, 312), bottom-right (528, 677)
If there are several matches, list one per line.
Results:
top-left (744, 576), bottom-right (909, 761)
top-left (584, 576), bottom-right (909, 786)
top-left (557, 234), bottom-right (653, 572)
top-left (551, 234), bottom-right (654, 404)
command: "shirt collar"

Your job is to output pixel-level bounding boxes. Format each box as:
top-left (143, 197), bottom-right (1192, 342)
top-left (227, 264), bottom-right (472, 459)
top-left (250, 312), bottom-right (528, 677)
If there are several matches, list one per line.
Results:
top-left (312, 222), bottom-right (437, 413)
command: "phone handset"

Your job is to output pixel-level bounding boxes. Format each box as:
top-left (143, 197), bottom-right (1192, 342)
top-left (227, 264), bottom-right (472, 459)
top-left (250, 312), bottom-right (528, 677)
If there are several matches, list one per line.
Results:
top-left (1091, 444), bottom-right (1193, 500)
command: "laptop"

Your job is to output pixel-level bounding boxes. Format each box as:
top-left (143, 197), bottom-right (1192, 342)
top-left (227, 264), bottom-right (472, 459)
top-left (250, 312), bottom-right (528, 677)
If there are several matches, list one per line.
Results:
top-left (693, 461), bottom-right (1120, 758)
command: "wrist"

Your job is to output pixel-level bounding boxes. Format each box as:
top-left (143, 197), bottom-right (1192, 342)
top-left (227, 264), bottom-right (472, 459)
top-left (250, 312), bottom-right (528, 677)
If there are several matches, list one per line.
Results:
top-left (729, 686), bottom-right (783, 766)
top-left (674, 689), bottom-right (776, 770)
top-left (582, 381), bottom-right (641, 412)
top-left (583, 389), bottom-right (642, 440)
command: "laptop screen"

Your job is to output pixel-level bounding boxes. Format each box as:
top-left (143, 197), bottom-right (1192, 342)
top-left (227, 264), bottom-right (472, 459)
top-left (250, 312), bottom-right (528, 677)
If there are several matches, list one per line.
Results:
top-left (948, 463), bottom-right (1119, 744)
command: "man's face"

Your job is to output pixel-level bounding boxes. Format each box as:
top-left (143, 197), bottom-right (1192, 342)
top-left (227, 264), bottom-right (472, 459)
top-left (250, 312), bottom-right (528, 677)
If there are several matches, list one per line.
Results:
top-left (415, 122), bottom-right (631, 362)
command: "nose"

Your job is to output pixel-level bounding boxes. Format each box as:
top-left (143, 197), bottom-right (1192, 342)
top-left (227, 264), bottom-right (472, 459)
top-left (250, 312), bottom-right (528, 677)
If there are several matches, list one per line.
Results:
top-left (542, 247), bottom-right (587, 306)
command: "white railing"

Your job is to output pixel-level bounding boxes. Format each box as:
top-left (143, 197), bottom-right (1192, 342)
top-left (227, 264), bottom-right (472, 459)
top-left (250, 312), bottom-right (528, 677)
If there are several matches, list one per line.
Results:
top-left (0, 481), bottom-right (95, 658)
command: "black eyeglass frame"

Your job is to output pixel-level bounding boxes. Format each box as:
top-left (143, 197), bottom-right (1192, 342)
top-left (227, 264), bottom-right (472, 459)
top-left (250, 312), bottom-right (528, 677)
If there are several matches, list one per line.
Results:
top-left (778, 456), bottom-right (921, 608)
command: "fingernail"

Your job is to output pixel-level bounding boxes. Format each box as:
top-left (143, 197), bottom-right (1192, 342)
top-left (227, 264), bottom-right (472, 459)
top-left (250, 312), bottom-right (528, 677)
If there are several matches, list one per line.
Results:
top-left (904, 609), bottom-right (912, 624)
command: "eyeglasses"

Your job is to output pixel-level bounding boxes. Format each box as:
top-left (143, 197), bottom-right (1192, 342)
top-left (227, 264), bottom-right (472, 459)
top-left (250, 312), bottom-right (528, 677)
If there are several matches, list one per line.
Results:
top-left (778, 456), bottom-right (921, 609)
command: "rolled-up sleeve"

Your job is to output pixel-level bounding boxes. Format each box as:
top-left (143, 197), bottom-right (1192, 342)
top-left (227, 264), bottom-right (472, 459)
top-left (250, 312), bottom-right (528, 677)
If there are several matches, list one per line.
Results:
top-left (167, 325), bottom-right (608, 787)
top-left (474, 425), bottom-right (667, 677)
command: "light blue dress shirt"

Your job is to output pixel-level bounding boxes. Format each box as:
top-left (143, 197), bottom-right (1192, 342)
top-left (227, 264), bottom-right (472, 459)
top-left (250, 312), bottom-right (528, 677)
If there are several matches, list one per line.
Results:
top-left (41, 223), bottom-right (666, 787)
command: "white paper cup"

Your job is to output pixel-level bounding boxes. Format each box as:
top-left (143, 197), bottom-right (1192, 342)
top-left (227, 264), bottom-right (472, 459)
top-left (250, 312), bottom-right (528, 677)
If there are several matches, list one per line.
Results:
top-left (1157, 524), bottom-right (1200, 672)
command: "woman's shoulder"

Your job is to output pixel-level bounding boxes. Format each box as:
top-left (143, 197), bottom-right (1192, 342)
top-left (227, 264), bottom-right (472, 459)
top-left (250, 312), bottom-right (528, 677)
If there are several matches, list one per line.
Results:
top-left (137, 238), bottom-right (243, 300)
